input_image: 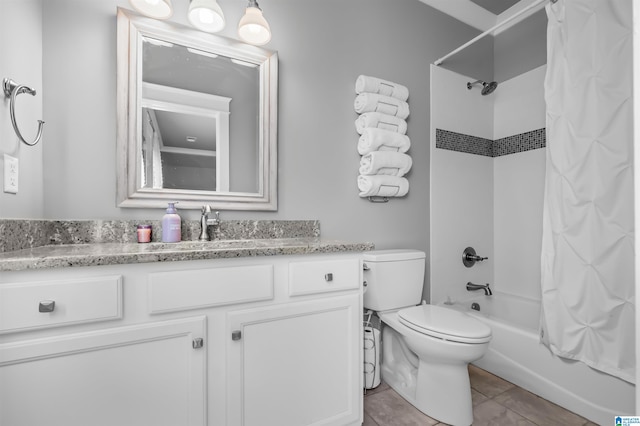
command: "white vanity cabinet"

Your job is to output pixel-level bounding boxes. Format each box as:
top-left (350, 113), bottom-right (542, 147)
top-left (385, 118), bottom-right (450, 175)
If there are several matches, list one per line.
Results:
top-left (0, 275), bottom-right (207, 426)
top-left (227, 257), bottom-right (362, 426)
top-left (0, 252), bottom-right (364, 426)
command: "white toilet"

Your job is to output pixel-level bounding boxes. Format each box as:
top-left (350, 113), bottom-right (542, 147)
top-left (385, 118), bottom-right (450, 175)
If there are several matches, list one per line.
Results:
top-left (363, 249), bottom-right (492, 426)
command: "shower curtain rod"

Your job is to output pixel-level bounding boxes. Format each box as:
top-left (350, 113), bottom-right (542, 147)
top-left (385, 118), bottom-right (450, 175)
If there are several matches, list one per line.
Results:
top-left (433, 0), bottom-right (556, 66)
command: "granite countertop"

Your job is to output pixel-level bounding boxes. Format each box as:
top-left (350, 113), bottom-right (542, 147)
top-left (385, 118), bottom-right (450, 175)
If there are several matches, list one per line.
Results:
top-left (0, 238), bottom-right (374, 272)
top-left (0, 219), bottom-right (373, 272)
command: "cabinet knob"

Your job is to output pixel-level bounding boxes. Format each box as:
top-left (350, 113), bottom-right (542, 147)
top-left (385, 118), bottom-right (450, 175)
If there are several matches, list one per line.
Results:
top-left (324, 273), bottom-right (333, 282)
top-left (192, 338), bottom-right (204, 349)
top-left (38, 300), bottom-right (55, 313)
top-left (231, 330), bottom-right (242, 341)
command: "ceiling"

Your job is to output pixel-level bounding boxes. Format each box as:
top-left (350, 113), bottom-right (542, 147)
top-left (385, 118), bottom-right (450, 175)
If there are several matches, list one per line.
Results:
top-left (470, 0), bottom-right (521, 15)
top-left (418, 0), bottom-right (545, 34)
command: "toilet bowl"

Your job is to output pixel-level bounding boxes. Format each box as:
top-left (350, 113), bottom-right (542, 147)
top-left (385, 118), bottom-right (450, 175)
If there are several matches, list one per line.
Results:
top-left (362, 249), bottom-right (492, 426)
top-left (379, 305), bottom-right (491, 426)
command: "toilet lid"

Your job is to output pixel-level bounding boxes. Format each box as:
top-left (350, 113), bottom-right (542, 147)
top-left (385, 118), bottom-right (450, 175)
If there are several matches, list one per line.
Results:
top-left (398, 305), bottom-right (492, 344)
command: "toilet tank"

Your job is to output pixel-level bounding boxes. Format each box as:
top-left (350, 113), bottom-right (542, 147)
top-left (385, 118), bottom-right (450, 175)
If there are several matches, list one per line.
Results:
top-left (362, 249), bottom-right (426, 311)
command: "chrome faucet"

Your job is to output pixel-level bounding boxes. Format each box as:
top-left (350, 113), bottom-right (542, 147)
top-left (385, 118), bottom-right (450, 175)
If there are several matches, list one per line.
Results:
top-left (466, 282), bottom-right (492, 296)
top-left (199, 205), bottom-right (221, 241)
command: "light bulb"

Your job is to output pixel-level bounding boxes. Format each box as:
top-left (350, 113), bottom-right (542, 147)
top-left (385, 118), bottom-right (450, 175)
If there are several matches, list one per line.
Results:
top-left (129, 0), bottom-right (172, 19)
top-left (198, 9), bottom-right (215, 24)
top-left (238, 6), bottom-right (271, 45)
top-left (188, 0), bottom-right (225, 33)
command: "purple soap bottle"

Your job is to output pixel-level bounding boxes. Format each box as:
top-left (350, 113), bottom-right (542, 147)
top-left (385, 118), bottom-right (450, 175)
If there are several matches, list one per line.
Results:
top-left (161, 202), bottom-right (181, 243)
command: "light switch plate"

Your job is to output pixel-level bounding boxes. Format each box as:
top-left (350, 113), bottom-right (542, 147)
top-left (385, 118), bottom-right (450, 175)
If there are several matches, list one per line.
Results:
top-left (4, 154), bottom-right (18, 194)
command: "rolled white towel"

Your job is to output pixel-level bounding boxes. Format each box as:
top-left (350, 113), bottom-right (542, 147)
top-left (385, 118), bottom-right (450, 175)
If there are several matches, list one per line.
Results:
top-left (354, 93), bottom-right (410, 119)
top-left (358, 128), bottom-right (411, 155)
top-left (358, 175), bottom-right (409, 197)
top-left (355, 75), bottom-right (409, 102)
top-left (355, 112), bottom-right (407, 135)
top-left (359, 152), bottom-right (412, 177)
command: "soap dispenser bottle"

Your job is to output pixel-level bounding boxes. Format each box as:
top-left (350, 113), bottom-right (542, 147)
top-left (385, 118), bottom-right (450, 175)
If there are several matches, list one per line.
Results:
top-left (162, 202), bottom-right (181, 243)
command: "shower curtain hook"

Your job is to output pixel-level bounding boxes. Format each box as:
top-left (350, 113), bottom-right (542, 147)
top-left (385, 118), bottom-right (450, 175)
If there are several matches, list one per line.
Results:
top-left (3, 78), bottom-right (45, 146)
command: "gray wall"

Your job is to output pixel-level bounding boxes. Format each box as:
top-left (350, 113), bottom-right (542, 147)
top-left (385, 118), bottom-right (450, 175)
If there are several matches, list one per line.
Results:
top-left (0, 0), bottom-right (44, 219)
top-left (3, 0), bottom-right (497, 299)
top-left (494, 9), bottom-right (547, 82)
top-left (40, 3), bottom-right (490, 217)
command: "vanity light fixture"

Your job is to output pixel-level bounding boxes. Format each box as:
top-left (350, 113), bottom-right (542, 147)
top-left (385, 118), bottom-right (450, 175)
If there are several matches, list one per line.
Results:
top-left (144, 37), bottom-right (174, 48)
top-left (187, 47), bottom-right (219, 58)
top-left (129, 0), bottom-right (173, 19)
top-left (129, 0), bottom-right (272, 45)
top-left (238, 0), bottom-right (271, 46)
top-left (188, 0), bottom-right (226, 33)
top-left (230, 58), bottom-right (259, 68)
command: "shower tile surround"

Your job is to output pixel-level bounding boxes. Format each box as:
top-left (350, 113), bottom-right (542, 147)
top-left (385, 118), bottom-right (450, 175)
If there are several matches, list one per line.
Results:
top-left (436, 128), bottom-right (546, 157)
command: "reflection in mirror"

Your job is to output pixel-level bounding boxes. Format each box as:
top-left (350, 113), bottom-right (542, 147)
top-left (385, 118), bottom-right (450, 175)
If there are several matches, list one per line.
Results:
top-left (141, 107), bottom-right (219, 191)
top-left (117, 8), bottom-right (278, 210)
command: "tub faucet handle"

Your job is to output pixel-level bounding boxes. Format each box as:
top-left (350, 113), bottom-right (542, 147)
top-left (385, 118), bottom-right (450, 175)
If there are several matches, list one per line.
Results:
top-left (462, 247), bottom-right (488, 267)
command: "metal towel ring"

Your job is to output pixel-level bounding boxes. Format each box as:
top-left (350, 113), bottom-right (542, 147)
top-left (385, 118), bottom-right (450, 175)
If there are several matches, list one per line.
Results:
top-left (3, 78), bottom-right (45, 146)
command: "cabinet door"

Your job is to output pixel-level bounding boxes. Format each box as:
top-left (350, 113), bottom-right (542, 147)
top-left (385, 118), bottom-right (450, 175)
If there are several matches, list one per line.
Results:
top-left (227, 294), bottom-right (362, 426)
top-left (0, 316), bottom-right (207, 426)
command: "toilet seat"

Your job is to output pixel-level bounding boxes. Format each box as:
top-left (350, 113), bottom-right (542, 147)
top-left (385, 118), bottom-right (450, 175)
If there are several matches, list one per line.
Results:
top-left (398, 305), bottom-right (491, 344)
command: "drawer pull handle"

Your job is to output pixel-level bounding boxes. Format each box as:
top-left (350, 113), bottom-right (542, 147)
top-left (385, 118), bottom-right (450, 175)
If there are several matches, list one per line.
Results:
top-left (38, 300), bottom-right (55, 313)
top-left (325, 273), bottom-right (333, 282)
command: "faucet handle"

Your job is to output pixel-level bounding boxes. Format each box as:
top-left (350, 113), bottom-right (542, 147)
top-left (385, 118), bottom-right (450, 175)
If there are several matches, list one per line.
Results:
top-left (212, 211), bottom-right (221, 225)
top-left (462, 247), bottom-right (487, 267)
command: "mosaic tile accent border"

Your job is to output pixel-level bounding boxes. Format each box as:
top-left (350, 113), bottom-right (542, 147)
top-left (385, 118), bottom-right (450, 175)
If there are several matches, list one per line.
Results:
top-left (493, 128), bottom-right (546, 157)
top-left (436, 128), bottom-right (546, 157)
top-left (436, 129), bottom-right (493, 157)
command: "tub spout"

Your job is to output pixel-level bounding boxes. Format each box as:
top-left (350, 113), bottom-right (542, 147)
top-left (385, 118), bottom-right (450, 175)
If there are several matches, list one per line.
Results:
top-left (466, 282), bottom-right (492, 296)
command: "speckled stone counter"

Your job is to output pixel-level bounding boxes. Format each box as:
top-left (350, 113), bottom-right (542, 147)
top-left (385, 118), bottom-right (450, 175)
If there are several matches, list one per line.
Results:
top-left (0, 219), bottom-right (322, 253)
top-left (0, 239), bottom-right (374, 272)
top-left (0, 219), bottom-right (374, 272)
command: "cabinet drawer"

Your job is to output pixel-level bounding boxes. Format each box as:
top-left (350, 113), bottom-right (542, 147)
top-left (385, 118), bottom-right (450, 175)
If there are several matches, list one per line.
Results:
top-left (148, 264), bottom-right (274, 314)
top-left (0, 276), bottom-right (122, 334)
top-left (289, 258), bottom-right (361, 296)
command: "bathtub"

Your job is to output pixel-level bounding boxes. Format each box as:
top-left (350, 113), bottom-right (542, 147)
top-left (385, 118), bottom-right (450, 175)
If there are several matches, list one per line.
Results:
top-left (445, 292), bottom-right (635, 425)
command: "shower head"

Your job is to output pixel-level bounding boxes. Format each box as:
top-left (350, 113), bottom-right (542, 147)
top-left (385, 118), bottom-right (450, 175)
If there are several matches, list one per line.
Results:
top-left (467, 80), bottom-right (498, 96)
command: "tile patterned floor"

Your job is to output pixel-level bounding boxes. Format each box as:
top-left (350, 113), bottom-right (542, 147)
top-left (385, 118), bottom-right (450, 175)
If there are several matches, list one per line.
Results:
top-left (363, 365), bottom-right (600, 426)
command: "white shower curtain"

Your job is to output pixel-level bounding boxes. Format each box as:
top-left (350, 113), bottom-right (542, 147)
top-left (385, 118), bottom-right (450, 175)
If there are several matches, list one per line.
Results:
top-left (540, 0), bottom-right (635, 383)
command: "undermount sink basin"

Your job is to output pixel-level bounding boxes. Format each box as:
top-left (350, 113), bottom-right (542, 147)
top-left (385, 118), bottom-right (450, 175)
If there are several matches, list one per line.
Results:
top-left (143, 240), bottom-right (259, 250)
top-left (137, 238), bottom-right (319, 252)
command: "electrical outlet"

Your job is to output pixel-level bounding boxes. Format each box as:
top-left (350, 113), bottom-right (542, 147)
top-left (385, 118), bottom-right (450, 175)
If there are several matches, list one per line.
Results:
top-left (4, 154), bottom-right (18, 194)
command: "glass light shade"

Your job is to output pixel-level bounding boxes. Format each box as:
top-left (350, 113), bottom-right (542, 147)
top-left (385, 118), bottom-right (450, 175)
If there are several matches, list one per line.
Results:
top-left (129, 0), bottom-right (173, 19)
top-left (188, 0), bottom-right (225, 33)
top-left (238, 6), bottom-right (271, 45)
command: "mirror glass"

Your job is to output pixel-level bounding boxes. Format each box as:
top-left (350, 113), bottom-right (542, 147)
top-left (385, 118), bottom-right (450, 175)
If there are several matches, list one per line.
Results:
top-left (117, 8), bottom-right (278, 210)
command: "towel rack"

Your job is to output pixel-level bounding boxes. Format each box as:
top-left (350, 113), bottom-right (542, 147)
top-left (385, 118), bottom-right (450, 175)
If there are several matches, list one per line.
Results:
top-left (3, 78), bottom-right (45, 146)
top-left (368, 196), bottom-right (389, 203)
top-left (354, 75), bottom-right (411, 202)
